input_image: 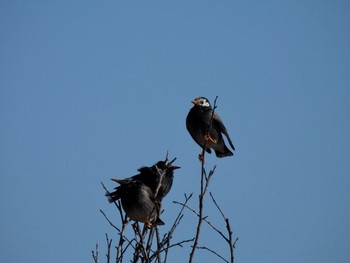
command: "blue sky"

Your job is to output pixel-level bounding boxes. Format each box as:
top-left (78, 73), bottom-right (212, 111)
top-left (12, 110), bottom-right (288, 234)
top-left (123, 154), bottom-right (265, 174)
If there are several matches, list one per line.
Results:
top-left (1, 1), bottom-right (350, 262)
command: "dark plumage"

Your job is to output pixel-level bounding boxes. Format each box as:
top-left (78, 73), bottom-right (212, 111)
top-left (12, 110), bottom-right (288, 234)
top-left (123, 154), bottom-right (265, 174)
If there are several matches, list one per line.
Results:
top-left (107, 179), bottom-right (164, 227)
top-left (106, 158), bottom-right (180, 227)
top-left (186, 97), bottom-right (235, 158)
top-left (113, 160), bottom-right (180, 202)
top-left (134, 160), bottom-right (180, 201)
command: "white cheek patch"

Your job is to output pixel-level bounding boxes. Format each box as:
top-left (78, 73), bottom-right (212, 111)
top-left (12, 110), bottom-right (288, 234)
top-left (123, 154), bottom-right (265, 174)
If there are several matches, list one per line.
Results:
top-left (201, 100), bottom-right (210, 107)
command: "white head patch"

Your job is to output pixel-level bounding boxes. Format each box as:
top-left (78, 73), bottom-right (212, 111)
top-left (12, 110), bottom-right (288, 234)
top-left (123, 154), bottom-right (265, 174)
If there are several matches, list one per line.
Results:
top-left (197, 98), bottom-right (210, 107)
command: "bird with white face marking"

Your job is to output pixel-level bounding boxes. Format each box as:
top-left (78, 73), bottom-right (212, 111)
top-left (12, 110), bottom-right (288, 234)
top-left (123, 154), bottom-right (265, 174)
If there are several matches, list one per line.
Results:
top-left (186, 97), bottom-right (235, 158)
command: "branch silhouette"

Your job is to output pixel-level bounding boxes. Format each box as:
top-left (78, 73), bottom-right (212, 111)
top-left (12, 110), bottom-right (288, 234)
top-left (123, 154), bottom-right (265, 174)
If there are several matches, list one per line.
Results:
top-left (189, 96), bottom-right (218, 263)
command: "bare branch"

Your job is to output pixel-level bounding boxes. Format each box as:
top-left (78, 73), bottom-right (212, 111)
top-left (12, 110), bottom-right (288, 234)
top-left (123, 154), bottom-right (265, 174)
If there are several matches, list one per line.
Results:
top-left (155, 227), bottom-right (162, 263)
top-left (209, 192), bottom-right (226, 220)
top-left (105, 234), bottom-right (112, 263)
top-left (91, 243), bottom-right (98, 263)
top-left (189, 96), bottom-right (219, 262)
top-left (100, 209), bottom-right (121, 233)
top-left (189, 163), bottom-right (216, 263)
top-left (155, 238), bottom-right (195, 257)
top-left (197, 246), bottom-right (229, 263)
top-left (165, 150), bottom-right (169, 163)
top-left (154, 165), bottom-right (165, 201)
top-left (173, 199), bottom-right (228, 242)
top-left (116, 214), bottom-right (129, 263)
top-left (209, 192), bottom-right (238, 263)
top-left (150, 193), bottom-right (193, 262)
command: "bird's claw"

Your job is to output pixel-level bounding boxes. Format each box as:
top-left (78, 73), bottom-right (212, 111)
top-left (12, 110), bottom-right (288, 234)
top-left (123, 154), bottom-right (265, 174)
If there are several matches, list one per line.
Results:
top-left (198, 153), bottom-right (205, 164)
top-left (132, 222), bottom-right (140, 232)
top-left (205, 134), bottom-right (216, 143)
top-left (145, 220), bottom-right (153, 229)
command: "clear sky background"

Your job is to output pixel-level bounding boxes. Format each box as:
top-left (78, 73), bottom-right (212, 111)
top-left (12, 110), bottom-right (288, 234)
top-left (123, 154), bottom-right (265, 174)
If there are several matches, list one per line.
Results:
top-left (1, 1), bottom-right (350, 262)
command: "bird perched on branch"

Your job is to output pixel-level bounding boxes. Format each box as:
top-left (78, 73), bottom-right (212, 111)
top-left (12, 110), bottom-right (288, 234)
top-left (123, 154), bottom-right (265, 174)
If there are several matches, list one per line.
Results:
top-left (107, 179), bottom-right (164, 228)
top-left (186, 97), bottom-right (235, 158)
top-left (106, 157), bottom-right (180, 227)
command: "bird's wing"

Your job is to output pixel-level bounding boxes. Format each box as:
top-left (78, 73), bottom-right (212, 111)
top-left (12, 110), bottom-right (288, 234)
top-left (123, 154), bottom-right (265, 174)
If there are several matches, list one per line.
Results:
top-left (212, 112), bottom-right (235, 151)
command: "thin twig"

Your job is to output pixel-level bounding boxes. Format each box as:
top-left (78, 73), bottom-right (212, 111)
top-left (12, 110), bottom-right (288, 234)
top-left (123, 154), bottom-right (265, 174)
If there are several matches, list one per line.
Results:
top-left (174, 195), bottom-right (228, 241)
top-left (154, 238), bottom-right (195, 256)
top-left (99, 209), bottom-right (135, 263)
top-left (155, 227), bottom-right (162, 263)
top-left (132, 224), bottom-right (148, 263)
top-left (189, 163), bottom-right (217, 262)
top-left (150, 193), bottom-right (193, 262)
top-left (154, 164), bottom-right (165, 201)
top-left (145, 228), bottom-right (155, 259)
top-left (209, 192), bottom-right (238, 263)
top-left (116, 214), bottom-right (129, 263)
top-left (209, 192), bottom-right (226, 220)
top-left (91, 243), bottom-right (98, 263)
top-left (100, 209), bottom-right (121, 232)
top-left (189, 96), bottom-right (218, 262)
top-left (105, 233), bottom-right (112, 263)
top-left (197, 246), bottom-right (229, 263)
top-left (226, 219), bottom-right (234, 263)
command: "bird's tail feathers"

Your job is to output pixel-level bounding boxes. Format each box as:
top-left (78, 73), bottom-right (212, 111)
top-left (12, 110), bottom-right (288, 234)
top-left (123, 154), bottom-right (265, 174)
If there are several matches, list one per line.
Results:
top-left (155, 217), bottom-right (165, 226)
top-left (226, 135), bottom-right (235, 151)
top-left (215, 146), bottom-right (233, 158)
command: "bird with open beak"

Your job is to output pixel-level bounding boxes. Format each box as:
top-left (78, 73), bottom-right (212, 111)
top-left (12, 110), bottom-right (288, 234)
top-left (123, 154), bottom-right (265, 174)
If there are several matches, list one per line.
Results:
top-left (106, 158), bottom-right (180, 227)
